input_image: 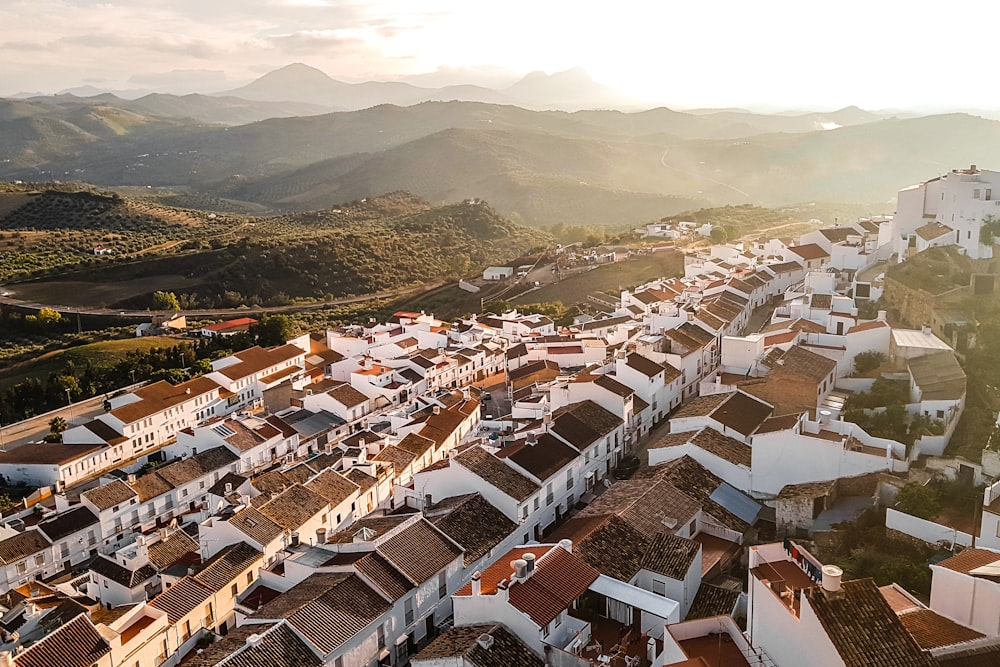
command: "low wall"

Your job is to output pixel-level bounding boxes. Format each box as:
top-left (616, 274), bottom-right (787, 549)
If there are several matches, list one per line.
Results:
top-left (885, 507), bottom-right (973, 549)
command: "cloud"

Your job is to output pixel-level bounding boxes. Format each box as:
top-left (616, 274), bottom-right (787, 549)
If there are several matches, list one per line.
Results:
top-left (258, 29), bottom-right (363, 55)
top-left (1, 40), bottom-right (49, 51)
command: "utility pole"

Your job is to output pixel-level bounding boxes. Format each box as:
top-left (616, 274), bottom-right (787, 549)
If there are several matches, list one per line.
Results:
top-left (65, 388), bottom-right (74, 426)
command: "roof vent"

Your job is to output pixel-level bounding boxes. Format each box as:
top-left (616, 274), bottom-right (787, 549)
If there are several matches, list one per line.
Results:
top-left (523, 552), bottom-right (536, 573)
top-left (477, 633), bottom-right (494, 650)
top-left (558, 538), bottom-right (573, 554)
top-left (353, 526), bottom-right (377, 542)
top-left (246, 633), bottom-right (264, 647)
top-left (511, 558), bottom-right (528, 581)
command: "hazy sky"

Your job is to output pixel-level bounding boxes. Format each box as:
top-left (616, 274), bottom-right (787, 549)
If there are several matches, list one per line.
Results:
top-left (0, 0), bottom-right (990, 109)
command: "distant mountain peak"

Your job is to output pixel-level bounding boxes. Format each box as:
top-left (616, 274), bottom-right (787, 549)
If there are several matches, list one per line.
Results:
top-left (252, 62), bottom-right (343, 85)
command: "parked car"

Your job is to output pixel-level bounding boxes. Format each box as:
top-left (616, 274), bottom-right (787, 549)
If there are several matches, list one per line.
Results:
top-left (612, 455), bottom-right (641, 480)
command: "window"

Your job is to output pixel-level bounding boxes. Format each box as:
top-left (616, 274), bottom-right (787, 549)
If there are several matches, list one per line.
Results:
top-left (565, 470), bottom-right (573, 491)
top-left (533, 496), bottom-right (539, 511)
top-left (34, 554), bottom-right (44, 566)
top-left (438, 571), bottom-right (447, 599)
top-left (546, 483), bottom-right (554, 506)
top-left (15, 561), bottom-right (26, 574)
top-left (404, 597), bottom-right (414, 625)
top-left (334, 658), bottom-right (343, 667)
top-left (975, 189), bottom-right (981, 199)
top-left (246, 571), bottom-right (254, 585)
top-left (182, 620), bottom-right (192, 641)
top-left (987, 188), bottom-right (993, 201)
top-left (377, 623), bottom-right (386, 649)
top-left (231, 583), bottom-right (239, 598)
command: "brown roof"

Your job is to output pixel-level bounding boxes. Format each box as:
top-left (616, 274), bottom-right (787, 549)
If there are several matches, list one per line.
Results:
top-left (193, 541), bottom-right (262, 591)
top-left (579, 479), bottom-right (701, 535)
top-left (711, 391), bottom-right (773, 437)
top-left (148, 530), bottom-right (200, 570)
top-left (593, 374), bottom-right (634, 397)
top-left (345, 467), bottom-right (377, 492)
top-left (79, 419), bottom-right (127, 445)
top-left (935, 642), bottom-right (1000, 666)
top-left (81, 479), bottom-right (138, 511)
top-left (305, 469), bottom-right (359, 506)
top-left (639, 456), bottom-right (751, 533)
top-left (414, 624), bottom-right (543, 667)
top-left (427, 493), bottom-right (518, 566)
top-left (149, 575), bottom-right (213, 624)
top-left (508, 546), bottom-right (599, 626)
top-left (229, 505), bottom-right (284, 546)
top-left (377, 518), bottom-right (463, 583)
top-left (397, 432), bottom-right (436, 458)
top-left (788, 243), bottom-right (830, 261)
top-left (250, 572), bottom-right (391, 654)
top-left (641, 532), bottom-right (701, 580)
top-left (802, 578), bottom-right (935, 667)
top-left (214, 344), bottom-right (303, 381)
top-left (756, 413), bottom-right (802, 434)
top-left (371, 445), bottom-right (417, 473)
top-left (259, 484), bottom-right (328, 530)
top-left (0, 442), bottom-right (105, 466)
top-left (551, 400), bottom-right (623, 450)
top-left (687, 582), bottom-right (741, 620)
top-left (90, 554), bottom-right (155, 588)
top-left (15, 615), bottom-right (109, 667)
top-left (935, 548), bottom-right (1000, 576)
top-left (626, 352), bottom-right (668, 378)
top-left (898, 608), bottom-right (984, 649)
top-left (550, 514), bottom-right (651, 582)
top-left (355, 551), bottom-right (414, 600)
top-left (453, 446), bottom-right (539, 502)
top-left (915, 221), bottom-right (953, 241)
top-left (690, 428), bottom-right (752, 467)
top-left (183, 622), bottom-right (321, 667)
top-left (111, 375), bottom-right (221, 423)
top-left (327, 515), bottom-right (409, 544)
top-left (132, 470), bottom-right (173, 502)
top-left (762, 345), bottom-right (837, 383)
top-left (499, 433), bottom-right (579, 481)
top-left (671, 393), bottom-right (729, 419)
top-left (36, 506), bottom-right (97, 542)
top-left (327, 382), bottom-right (369, 408)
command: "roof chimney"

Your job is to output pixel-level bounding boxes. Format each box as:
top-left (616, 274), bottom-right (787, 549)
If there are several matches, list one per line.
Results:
top-left (559, 538), bottom-right (573, 554)
top-left (246, 633), bottom-right (264, 647)
top-left (476, 633), bottom-right (494, 650)
top-left (523, 552), bottom-right (536, 573)
top-left (511, 558), bottom-right (528, 582)
top-left (433, 406), bottom-right (441, 415)
top-left (471, 571), bottom-right (482, 596)
top-left (290, 532), bottom-right (299, 547)
top-left (224, 482), bottom-right (233, 495)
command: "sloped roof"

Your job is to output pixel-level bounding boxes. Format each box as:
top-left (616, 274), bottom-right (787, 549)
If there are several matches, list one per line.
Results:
top-left (641, 533), bottom-right (701, 580)
top-left (498, 433), bottom-right (579, 481)
top-left (550, 514), bottom-right (651, 582)
top-left (15, 615), bottom-right (109, 667)
top-left (81, 479), bottom-right (137, 510)
top-left (453, 446), bottom-right (539, 501)
top-left (908, 351), bottom-right (966, 401)
top-left (551, 400), bottom-right (623, 450)
top-left (414, 623), bottom-right (543, 667)
top-left (376, 518), bottom-right (463, 583)
top-left (428, 494), bottom-right (518, 566)
top-left (183, 622), bottom-right (321, 667)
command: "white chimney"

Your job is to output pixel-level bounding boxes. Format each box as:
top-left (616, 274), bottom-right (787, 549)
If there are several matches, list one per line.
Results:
top-left (511, 558), bottom-right (528, 582)
top-left (224, 482), bottom-right (233, 495)
top-left (523, 552), bottom-right (536, 573)
top-left (819, 410), bottom-right (831, 425)
top-left (246, 633), bottom-right (264, 647)
top-left (476, 633), bottom-right (494, 650)
top-left (471, 571), bottom-right (482, 596)
top-left (559, 538), bottom-right (573, 553)
top-left (821, 565), bottom-right (843, 592)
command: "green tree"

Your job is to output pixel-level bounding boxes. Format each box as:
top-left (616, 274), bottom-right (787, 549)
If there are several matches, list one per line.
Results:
top-left (709, 226), bottom-right (728, 244)
top-left (853, 351), bottom-right (887, 375)
top-left (895, 483), bottom-right (940, 519)
top-left (254, 315), bottom-right (295, 346)
top-left (151, 291), bottom-right (180, 311)
top-left (48, 416), bottom-right (68, 435)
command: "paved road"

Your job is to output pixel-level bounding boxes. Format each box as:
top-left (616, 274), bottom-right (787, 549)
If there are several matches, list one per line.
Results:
top-left (0, 282), bottom-right (443, 320)
top-left (1, 392), bottom-right (113, 451)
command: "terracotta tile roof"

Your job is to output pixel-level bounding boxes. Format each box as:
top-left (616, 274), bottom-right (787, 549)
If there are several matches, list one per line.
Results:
top-left (193, 541), bottom-right (262, 591)
top-left (639, 456), bottom-right (751, 533)
top-left (414, 623), bottom-right (544, 667)
top-left (326, 382), bottom-right (369, 408)
top-left (250, 572), bottom-right (391, 654)
top-left (579, 479), bottom-right (700, 535)
top-left (802, 578), bottom-right (935, 667)
top-left (149, 575), bottom-right (212, 624)
top-left (848, 320), bottom-right (889, 334)
top-left (15, 614), bottom-right (109, 667)
top-left (36, 506), bottom-right (97, 542)
top-left (304, 469), bottom-right (359, 506)
top-left (79, 419), bottom-right (127, 445)
top-left (641, 533), bottom-right (701, 580)
top-left (377, 518), bottom-right (463, 583)
top-left (498, 433), bottom-right (579, 481)
top-left (687, 582), bottom-right (741, 620)
top-left (935, 548), bottom-right (1000, 576)
top-left (371, 445), bottom-right (416, 473)
top-left (756, 413), bottom-right (802, 434)
top-left (934, 642), bottom-right (1000, 666)
top-left (345, 467), bottom-right (377, 492)
top-left (327, 515), bottom-right (409, 544)
top-left (711, 391), bottom-right (773, 437)
top-left (915, 221), bottom-right (953, 241)
top-left (898, 608), bottom-right (984, 649)
top-left (397, 432), bottom-right (436, 458)
top-left (690, 428), bottom-right (752, 467)
top-left (510, 546), bottom-right (599, 626)
top-left (592, 374), bottom-right (634, 397)
top-left (671, 393), bottom-right (729, 419)
top-left (111, 375), bottom-right (221, 424)
top-left (551, 400), bottom-right (622, 450)
top-left (767, 261), bottom-right (804, 274)
top-left (788, 243), bottom-right (830, 261)
top-left (156, 447), bottom-right (239, 487)
top-left (89, 554), bottom-right (155, 588)
top-left (148, 530), bottom-right (200, 570)
top-left (0, 528), bottom-right (51, 565)
top-left (0, 441), bottom-right (106, 466)
top-left (259, 484), bottom-right (328, 530)
top-left (214, 344), bottom-right (303, 381)
top-left (229, 505), bottom-right (284, 546)
top-left (908, 352), bottom-right (966, 401)
top-left (355, 550), bottom-right (414, 600)
top-left (208, 471), bottom-right (247, 497)
top-left (453, 446), bottom-right (539, 502)
top-left (183, 621), bottom-right (321, 667)
top-left (427, 493), bottom-right (518, 566)
top-left (550, 514), bottom-right (651, 582)
top-left (132, 470), bottom-right (173, 502)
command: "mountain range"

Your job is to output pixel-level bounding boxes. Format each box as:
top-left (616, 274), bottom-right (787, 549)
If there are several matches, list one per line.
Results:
top-left (3, 64), bottom-right (1000, 226)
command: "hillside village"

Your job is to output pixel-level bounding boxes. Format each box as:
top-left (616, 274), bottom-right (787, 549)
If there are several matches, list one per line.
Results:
top-left (1, 167), bottom-right (1000, 666)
